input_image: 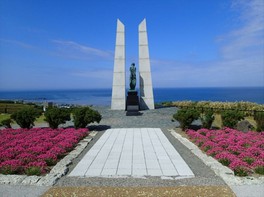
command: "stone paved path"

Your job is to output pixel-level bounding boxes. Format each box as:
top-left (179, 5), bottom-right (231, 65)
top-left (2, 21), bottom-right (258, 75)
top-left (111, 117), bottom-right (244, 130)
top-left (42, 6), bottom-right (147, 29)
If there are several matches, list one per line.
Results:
top-left (69, 128), bottom-right (194, 178)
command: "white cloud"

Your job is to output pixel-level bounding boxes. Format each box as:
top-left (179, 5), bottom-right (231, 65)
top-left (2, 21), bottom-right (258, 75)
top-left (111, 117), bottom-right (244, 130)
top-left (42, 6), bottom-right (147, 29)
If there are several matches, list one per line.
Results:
top-left (151, 0), bottom-right (264, 87)
top-left (52, 40), bottom-right (113, 60)
top-left (219, 0), bottom-right (264, 60)
top-left (0, 39), bottom-right (37, 49)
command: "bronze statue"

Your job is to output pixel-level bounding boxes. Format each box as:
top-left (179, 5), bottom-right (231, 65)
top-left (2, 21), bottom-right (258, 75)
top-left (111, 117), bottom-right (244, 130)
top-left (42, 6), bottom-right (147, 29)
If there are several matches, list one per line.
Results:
top-left (129, 63), bottom-right (136, 90)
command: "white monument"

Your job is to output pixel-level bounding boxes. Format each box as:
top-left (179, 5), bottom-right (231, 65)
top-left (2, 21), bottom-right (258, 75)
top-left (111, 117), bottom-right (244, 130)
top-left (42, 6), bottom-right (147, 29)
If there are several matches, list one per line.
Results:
top-left (111, 19), bottom-right (154, 110)
top-left (138, 19), bottom-right (155, 110)
top-left (111, 19), bottom-right (126, 110)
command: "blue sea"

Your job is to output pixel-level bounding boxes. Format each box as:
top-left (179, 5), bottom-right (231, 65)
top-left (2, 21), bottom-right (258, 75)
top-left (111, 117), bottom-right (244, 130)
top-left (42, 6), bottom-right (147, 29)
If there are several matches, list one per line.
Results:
top-left (0, 87), bottom-right (263, 105)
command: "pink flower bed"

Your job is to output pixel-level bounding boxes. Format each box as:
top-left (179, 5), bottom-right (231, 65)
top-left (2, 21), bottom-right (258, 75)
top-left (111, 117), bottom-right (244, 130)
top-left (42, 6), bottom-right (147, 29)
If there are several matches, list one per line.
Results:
top-left (187, 128), bottom-right (264, 176)
top-left (0, 128), bottom-right (88, 175)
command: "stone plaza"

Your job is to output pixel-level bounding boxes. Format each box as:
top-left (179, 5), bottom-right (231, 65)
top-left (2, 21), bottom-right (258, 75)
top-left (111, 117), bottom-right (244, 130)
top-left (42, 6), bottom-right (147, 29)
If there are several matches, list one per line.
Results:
top-left (69, 128), bottom-right (194, 178)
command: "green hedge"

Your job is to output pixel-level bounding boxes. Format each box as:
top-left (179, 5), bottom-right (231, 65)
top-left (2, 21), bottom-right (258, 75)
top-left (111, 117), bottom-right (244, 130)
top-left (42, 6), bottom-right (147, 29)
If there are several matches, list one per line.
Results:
top-left (73, 107), bottom-right (101, 129)
top-left (173, 108), bottom-right (200, 130)
top-left (44, 107), bottom-right (71, 129)
top-left (11, 107), bottom-right (42, 129)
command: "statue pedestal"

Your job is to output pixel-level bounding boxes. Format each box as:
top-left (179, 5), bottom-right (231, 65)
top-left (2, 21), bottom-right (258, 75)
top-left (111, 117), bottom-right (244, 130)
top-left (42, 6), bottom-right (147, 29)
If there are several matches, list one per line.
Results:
top-left (126, 91), bottom-right (140, 116)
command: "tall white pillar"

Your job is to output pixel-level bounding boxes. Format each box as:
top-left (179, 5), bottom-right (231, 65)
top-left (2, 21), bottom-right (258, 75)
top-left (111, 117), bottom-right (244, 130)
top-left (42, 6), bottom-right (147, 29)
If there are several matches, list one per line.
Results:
top-left (111, 19), bottom-right (126, 110)
top-left (139, 19), bottom-right (155, 110)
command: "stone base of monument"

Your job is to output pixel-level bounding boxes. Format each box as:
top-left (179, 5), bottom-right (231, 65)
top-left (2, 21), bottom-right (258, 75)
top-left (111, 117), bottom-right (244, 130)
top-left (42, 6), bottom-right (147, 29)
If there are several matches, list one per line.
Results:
top-left (126, 91), bottom-right (141, 116)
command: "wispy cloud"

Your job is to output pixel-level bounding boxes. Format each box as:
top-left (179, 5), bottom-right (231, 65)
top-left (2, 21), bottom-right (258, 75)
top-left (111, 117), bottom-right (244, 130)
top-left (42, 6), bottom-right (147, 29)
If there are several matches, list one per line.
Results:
top-left (0, 39), bottom-right (37, 49)
top-left (152, 0), bottom-right (264, 87)
top-left (219, 0), bottom-right (264, 60)
top-left (72, 69), bottom-right (112, 78)
top-left (52, 40), bottom-right (113, 60)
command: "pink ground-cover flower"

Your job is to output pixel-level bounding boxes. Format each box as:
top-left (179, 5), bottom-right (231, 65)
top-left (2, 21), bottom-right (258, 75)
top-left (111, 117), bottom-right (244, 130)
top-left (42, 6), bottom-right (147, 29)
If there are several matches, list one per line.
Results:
top-left (226, 145), bottom-right (244, 155)
top-left (215, 152), bottom-right (237, 161)
top-left (229, 159), bottom-right (250, 170)
top-left (0, 159), bottom-right (24, 174)
top-left (0, 151), bottom-right (15, 161)
top-left (201, 140), bottom-right (217, 151)
top-left (26, 161), bottom-right (47, 168)
top-left (186, 127), bottom-right (264, 176)
top-left (248, 147), bottom-right (262, 157)
top-left (0, 128), bottom-right (89, 175)
top-left (37, 153), bottom-right (57, 161)
top-left (238, 152), bottom-right (255, 160)
top-left (206, 147), bottom-right (224, 156)
top-left (252, 160), bottom-right (264, 168)
top-left (0, 159), bottom-right (24, 168)
top-left (17, 153), bottom-right (37, 163)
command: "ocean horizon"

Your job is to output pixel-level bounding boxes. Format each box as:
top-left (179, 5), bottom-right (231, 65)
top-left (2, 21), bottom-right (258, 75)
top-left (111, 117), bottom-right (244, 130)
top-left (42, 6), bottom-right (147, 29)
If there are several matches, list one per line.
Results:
top-left (0, 87), bottom-right (263, 106)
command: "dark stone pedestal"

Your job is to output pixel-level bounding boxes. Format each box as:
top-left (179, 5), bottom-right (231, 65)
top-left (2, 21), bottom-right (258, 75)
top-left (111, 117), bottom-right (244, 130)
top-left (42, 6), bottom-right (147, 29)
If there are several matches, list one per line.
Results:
top-left (126, 91), bottom-right (140, 116)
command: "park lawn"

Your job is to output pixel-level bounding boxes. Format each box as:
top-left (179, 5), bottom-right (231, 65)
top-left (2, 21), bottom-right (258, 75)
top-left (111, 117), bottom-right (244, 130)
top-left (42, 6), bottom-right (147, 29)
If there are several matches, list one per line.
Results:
top-left (35, 114), bottom-right (46, 124)
top-left (1, 113), bottom-right (70, 125)
top-left (212, 114), bottom-right (257, 130)
top-left (245, 116), bottom-right (257, 129)
top-left (0, 114), bottom-right (10, 122)
top-left (0, 114), bottom-right (46, 124)
top-left (212, 114), bottom-right (222, 129)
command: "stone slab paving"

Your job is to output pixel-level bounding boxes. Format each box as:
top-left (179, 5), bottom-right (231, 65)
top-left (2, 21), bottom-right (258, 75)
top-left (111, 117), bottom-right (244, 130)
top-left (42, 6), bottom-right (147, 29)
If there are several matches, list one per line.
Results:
top-left (69, 128), bottom-right (194, 178)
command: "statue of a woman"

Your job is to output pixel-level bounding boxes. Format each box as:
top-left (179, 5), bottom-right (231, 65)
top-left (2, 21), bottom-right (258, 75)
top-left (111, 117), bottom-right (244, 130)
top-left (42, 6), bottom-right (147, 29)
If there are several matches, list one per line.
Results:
top-left (129, 63), bottom-right (136, 90)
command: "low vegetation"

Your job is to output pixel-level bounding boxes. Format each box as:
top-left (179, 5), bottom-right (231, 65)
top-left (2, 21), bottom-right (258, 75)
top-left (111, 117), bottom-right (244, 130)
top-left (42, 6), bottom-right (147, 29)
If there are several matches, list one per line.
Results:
top-left (10, 107), bottom-right (42, 129)
top-left (0, 128), bottom-right (88, 175)
top-left (254, 111), bottom-right (264, 132)
top-left (72, 107), bottom-right (102, 129)
top-left (200, 109), bottom-right (215, 129)
top-left (44, 107), bottom-right (71, 129)
top-left (173, 108), bottom-right (200, 130)
top-left (187, 128), bottom-right (264, 176)
top-left (171, 101), bottom-right (263, 132)
top-left (0, 101), bottom-right (42, 114)
top-left (0, 101), bottom-right (103, 130)
top-left (221, 110), bottom-right (245, 129)
top-left (172, 101), bottom-right (264, 115)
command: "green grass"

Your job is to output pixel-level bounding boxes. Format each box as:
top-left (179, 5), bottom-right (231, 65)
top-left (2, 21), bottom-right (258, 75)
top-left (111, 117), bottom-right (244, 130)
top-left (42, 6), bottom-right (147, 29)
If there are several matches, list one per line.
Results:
top-left (35, 114), bottom-right (46, 124)
top-left (0, 113), bottom-right (46, 125)
top-left (245, 116), bottom-right (257, 129)
top-left (211, 114), bottom-right (257, 130)
top-left (0, 114), bottom-right (11, 122)
top-left (212, 114), bottom-right (222, 129)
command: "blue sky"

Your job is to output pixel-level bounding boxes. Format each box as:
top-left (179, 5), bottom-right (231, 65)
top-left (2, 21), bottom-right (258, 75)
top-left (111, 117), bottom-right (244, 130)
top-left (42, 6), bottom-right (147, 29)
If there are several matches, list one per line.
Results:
top-left (0, 0), bottom-right (263, 90)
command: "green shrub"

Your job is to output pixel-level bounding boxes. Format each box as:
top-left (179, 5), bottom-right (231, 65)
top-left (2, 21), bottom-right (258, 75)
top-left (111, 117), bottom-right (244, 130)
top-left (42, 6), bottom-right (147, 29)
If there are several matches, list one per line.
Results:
top-left (173, 108), bottom-right (200, 130)
top-left (218, 158), bottom-right (230, 166)
top-left (25, 166), bottom-right (41, 176)
top-left (254, 111), bottom-right (264, 132)
top-left (73, 107), bottom-right (101, 129)
top-left (254, 166), bottom-right (264, 175)
top-left (11, 107), bottom-right (41, 129)
top-left (0, 118), bottom-right (12, 128)
top-left (44, 107), bottom-right (71, 129)
top-left (243, 157), bottom-right (255, 165)
top-left (221, 110), bottom-right (244, 128)
top-left (200, 109), bottom-right (215, 129)
top-left (233, 167), bottom-right (249, 177)
top-left (161, 101), bottom-right (173, 107)
top-left (44, 158), bottom-right (57, 166)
